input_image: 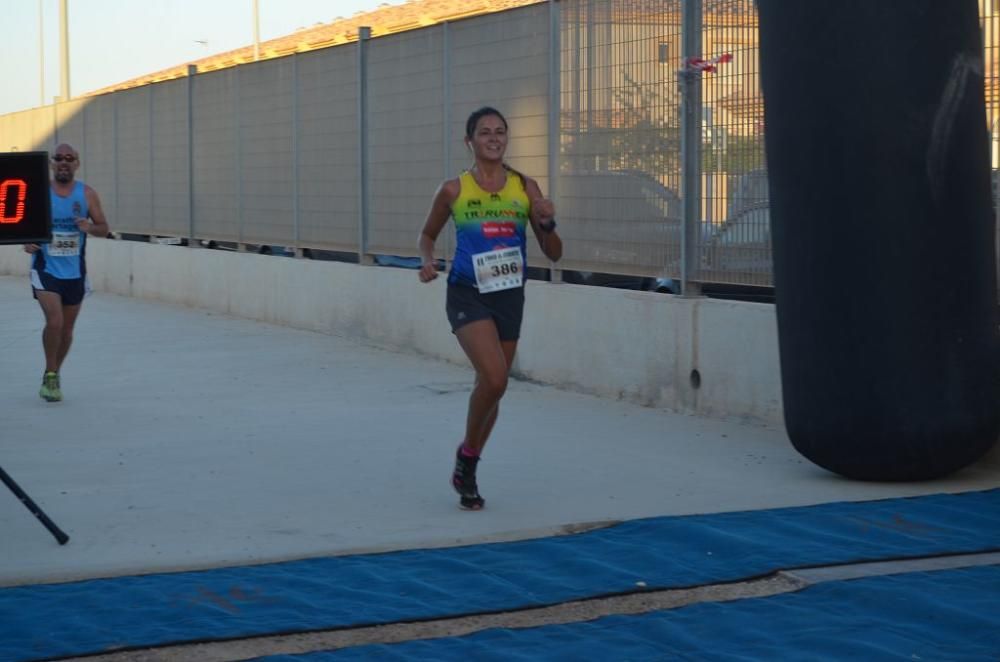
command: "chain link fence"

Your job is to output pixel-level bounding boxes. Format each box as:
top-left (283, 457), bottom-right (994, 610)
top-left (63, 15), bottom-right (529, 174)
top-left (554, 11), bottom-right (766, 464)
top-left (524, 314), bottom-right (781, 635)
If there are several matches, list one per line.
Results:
top-left (1, 0), bottom-right (996, 295)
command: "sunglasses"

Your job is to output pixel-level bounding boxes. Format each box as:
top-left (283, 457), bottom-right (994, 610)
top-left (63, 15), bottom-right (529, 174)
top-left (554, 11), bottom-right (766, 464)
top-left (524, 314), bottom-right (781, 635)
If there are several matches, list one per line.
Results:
top-left (51, 155), bottom-right (77, 163)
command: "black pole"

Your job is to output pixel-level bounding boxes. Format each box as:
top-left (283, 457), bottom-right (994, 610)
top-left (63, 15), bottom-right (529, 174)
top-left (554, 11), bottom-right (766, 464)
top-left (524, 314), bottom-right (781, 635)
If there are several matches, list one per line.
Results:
top-left (0, 464), bottom-right (69, 545)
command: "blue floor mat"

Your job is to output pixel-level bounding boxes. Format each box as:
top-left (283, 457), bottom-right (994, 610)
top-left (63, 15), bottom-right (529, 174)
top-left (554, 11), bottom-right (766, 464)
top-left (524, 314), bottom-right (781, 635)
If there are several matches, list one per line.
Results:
top-left (258, 564), bottom-right (1000, 661)
top-left (2, 489), bottom-right (999, 661)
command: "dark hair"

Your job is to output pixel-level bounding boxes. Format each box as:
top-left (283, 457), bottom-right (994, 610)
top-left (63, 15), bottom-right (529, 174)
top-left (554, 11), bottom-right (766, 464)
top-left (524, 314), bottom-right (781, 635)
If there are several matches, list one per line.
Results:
top-left (465, 106), bottom-right (507, 139)
top-left (464, 106), bottom-right (526, 188)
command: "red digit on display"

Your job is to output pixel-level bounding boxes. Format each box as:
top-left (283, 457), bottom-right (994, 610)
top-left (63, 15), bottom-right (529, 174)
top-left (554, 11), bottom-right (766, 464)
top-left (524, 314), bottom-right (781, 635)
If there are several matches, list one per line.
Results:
top-left (0, 178), bottom-right (27, 224)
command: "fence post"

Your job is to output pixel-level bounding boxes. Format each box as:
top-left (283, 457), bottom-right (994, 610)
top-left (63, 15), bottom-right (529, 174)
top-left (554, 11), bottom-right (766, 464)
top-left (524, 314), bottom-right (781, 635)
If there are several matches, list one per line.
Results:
top-left (548, 0), bottom-right (563, 283)
top-left (679, 0), bottom-right (703, 296)
top-left (585, 0), bottom-right (595, 151)
top-left (357, 26), bottom-right (372, 265)
top-left (113, 93), bottom-right (120, 231)
top-left (292, 54), bottom-right (301, 256)
top-left (148, 85), bottom-right (155, 238)
top-left (186, 64), bottom-right (197, 247)
top-left (80, 98), bottom-right (87, 180)
top-left (442, 21), bottom-right (452, 267)
top-left (236, 68), bottom-right (245, 252)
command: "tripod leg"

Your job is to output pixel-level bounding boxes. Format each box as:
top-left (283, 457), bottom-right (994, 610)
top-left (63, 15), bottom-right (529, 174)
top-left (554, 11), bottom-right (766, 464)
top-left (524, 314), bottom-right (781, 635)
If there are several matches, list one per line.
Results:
top-left (0, 465), bottom-right (69, 545)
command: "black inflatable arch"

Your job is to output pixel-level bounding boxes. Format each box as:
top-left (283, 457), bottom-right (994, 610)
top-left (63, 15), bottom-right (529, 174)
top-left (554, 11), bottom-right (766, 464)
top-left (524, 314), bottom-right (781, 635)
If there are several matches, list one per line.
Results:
top-left (757, 0), bottom-right (1000, 480)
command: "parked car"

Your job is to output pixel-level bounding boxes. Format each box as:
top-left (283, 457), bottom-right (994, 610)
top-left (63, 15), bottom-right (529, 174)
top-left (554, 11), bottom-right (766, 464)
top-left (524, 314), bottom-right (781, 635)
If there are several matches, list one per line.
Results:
top-left (652, 275), bottom-right (775, 303)
top-left (561, 270), bottom-right (657, 291)
top-left (704, 203), bottom-right (771, 276)
top-left (373, 254), bottom-right (445, 270)
top-left (700, 169), bottom-right (773, 287)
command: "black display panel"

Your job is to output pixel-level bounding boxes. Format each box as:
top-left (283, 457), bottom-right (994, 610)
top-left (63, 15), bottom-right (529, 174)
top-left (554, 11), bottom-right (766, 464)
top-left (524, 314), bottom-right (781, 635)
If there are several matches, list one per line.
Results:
top-left (0, 152), bottom-right (52, 245)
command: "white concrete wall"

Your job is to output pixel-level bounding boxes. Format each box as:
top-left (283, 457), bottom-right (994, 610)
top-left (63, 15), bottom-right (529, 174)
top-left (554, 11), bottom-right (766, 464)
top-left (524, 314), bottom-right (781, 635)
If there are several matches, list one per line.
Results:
top-left (0, 240), bottom-right (784, 425)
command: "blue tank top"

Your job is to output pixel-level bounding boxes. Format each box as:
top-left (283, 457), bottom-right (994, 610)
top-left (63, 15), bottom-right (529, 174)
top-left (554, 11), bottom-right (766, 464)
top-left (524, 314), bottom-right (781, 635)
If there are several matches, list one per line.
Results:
top-left (34, 181), bottom-right (88, 280)
top-left (448, 170), bottom-right (530, 288)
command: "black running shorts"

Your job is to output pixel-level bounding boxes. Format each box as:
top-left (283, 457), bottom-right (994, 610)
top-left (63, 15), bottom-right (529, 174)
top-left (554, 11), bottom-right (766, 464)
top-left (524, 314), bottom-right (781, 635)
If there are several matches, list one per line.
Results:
top-left (31, 269), bottom-right (87, 306)
top-left (446, 284), bottom-right (525, 341)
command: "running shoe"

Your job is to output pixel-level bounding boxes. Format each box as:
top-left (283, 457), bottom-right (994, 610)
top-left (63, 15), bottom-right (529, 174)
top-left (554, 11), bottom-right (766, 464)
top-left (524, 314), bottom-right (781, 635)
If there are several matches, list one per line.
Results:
top-left (452, 446), bottom-right (485, 510)
top-left (39, 371), bottom-right (62, 402)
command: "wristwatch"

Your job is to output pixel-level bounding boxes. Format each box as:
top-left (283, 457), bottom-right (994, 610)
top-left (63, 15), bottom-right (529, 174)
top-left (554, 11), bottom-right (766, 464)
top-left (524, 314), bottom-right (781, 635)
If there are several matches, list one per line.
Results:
top-left (539, 219), bottom-right (557, 233)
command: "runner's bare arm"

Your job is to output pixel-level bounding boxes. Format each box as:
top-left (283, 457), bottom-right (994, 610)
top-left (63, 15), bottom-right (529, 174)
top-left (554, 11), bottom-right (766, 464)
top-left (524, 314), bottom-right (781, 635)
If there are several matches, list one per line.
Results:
top-left (524, 177), bottom-right (562, 262)
top-left (418, 179), bottom-right (459, 282)
top-left (78, 186), bottom-right (110, 237)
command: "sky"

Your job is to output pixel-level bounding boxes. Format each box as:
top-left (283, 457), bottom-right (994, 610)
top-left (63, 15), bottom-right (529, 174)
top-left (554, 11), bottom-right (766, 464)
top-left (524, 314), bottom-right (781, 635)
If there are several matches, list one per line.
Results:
top-left (1, 0), bottom-right (400, 116)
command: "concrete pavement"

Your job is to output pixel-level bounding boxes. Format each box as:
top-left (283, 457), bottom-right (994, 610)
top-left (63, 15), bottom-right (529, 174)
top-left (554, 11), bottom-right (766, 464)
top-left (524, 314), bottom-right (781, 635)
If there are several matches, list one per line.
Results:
top-left (2, 275), bottom-right (998, 588)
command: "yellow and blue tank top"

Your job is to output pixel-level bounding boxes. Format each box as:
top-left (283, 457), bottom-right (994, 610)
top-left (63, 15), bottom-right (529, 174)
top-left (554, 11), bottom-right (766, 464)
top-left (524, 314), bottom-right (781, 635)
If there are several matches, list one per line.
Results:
top-left (448, 169), bottom-right (530, 288)
top-left (33, 181), bottom-right (88, 280)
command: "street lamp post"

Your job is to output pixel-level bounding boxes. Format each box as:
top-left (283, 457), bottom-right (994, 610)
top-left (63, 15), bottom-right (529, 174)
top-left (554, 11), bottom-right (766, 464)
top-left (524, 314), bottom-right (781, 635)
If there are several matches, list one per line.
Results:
top-left (253, 0), bottom-right (260, 61)
top-left (59, 0), bottom-right (70, 101)
top-left (38, 0), bottom-right (45, 107)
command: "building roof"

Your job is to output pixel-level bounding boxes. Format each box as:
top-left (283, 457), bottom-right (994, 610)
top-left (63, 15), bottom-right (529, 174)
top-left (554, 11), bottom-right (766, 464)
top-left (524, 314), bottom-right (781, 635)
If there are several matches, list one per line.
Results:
top-left (85, 0), bottom-right (544, 96)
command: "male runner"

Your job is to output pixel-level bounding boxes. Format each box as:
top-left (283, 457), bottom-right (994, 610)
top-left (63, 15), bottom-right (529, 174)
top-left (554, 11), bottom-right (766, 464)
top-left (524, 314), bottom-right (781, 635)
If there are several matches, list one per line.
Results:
top-left (23, 143), bottom-right (110, 402)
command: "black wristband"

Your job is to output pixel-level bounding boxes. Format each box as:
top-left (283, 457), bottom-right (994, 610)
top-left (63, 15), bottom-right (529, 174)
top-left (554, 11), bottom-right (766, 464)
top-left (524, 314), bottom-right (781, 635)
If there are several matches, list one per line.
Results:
top-left (539, 219), bottom-right (557, 233)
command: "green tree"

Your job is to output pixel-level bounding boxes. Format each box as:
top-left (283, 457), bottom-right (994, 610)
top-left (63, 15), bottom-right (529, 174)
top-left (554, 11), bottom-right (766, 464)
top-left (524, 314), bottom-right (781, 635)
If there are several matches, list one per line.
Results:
top-left (561, 72), bottom-right (680, 178)
top-left (702, 133), bottom-right (765, 173)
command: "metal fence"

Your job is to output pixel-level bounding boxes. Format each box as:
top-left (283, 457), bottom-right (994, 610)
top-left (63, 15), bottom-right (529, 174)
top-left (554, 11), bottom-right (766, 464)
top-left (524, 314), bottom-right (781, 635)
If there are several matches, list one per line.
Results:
top-left (1, 0), bottom-right (997, 293)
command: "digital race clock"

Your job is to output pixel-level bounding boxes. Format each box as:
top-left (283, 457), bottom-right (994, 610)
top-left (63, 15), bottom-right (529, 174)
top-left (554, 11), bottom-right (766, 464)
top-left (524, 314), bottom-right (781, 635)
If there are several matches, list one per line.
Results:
top-left (0, 151), bottom-right (52, 245)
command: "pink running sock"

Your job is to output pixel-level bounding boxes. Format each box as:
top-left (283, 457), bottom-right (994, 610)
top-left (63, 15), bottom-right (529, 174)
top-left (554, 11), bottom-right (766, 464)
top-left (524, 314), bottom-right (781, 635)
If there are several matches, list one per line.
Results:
top-left (460, 442), bottom-right (479, 458)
